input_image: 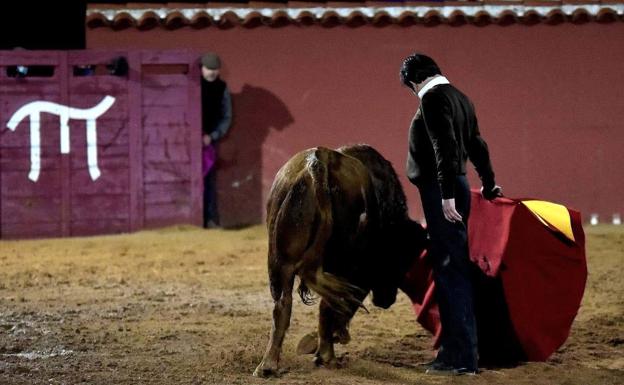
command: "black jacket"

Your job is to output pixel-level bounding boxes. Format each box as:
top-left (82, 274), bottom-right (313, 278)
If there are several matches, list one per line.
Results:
top-left (201, 77), bottom-right (232, 142)
top-left (407, 83), bottom-right (496, 199)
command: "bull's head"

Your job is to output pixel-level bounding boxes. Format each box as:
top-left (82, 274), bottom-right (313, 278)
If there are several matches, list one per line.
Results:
top-left (370, 219), bottom-right (428, 309)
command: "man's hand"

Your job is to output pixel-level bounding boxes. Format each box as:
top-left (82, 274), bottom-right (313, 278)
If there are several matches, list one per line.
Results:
top-left (203, 134), bottom-right (212, 146)
top-left (442, 198), bottom-right (463, 223)
top-left (481, 185), bottom-right (503, 201)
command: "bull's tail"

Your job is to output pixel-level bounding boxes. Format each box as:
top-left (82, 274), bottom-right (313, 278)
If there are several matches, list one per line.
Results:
top-left (297, 148), bottom-right (366, 315)
top-left (297, 280), bottom-right (315, 306)
top-left (300, 267), bottom-right (366, 315)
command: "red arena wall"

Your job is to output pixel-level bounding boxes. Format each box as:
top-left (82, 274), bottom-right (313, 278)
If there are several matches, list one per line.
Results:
top-left (84, 22), bottom-right (623, 226)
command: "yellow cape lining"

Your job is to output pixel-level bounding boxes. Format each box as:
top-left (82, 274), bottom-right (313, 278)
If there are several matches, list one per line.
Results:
top-left (521, 200), bottom-right (575, 242)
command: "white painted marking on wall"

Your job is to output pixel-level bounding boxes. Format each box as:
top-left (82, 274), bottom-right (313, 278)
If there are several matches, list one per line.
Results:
top-left (6, 96), bottom-right (116, 182)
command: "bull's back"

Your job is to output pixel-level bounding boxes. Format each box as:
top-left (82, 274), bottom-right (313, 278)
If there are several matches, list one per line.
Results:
top-left (267, 149), bottom-right (316, 263)
top-left (267, 147), bottom-right (374, 265)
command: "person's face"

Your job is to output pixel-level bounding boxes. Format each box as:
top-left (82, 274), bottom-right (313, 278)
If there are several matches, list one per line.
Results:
top-left (202, 66), bottom-right (220, 82)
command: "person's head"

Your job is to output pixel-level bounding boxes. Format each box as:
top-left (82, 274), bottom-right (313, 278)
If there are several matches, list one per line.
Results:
top-left (400, 53), bottom-right (442, 94)
top-left (201, 52), bottom-right (221, 82)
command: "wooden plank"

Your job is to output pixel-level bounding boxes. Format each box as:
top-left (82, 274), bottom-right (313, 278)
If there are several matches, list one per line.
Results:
top-left (140, 50), bottom-right (193, 65)
top-left (144, 143), bottom-right (190, 162)
top-left (143, 123), bottom-right (190, 145)
top-left (1, 170), bottom-right (62, 197)
top-left (1, 222), bottom-right (63, 239)
top-left (2, 93), bottom-right (63, 115)
top-left (187, 60), bottom-right (203, 227)
top-left (144, 181), bottom-right (191, 205)
top-left (67, 93), bottom-right (128, 119)
top-left (128, 51), bottom-right (144, 232)
top-left (0, 81), bottom-right (64, 96)
top-left (144, 202), bottom-right (192, 227)
top-left (71, 194), bottom-right (129, 220)
top-left (143, 217), bottom-right (188, 229)
top-left (142, 105), bottom-right (188, 126)
top-left (71, 219), bottom-right (129, 236)
top-left (68, 50), bottom-right (129, 64)
top-left (1, 111), bottom-right (64, 149)
top-left (71, 167), bottom-right (130, 195)
top-left (0, 147), bottom-right (61, 171)
top-left (143, 161), bottom-right (191, 183)
top-left (141, 64), bottom-right (189, 76)
top-left (141, 84), bottom-right (188, 107)
top-left (1, 122), bottom-right (31, 144)
top-left (70, 77), bottom-right (128, 95)
top-left (67, 118), bottom-right (129, 146)
top-left (0, 127), bottom-right (33, 147)
top-left (1, 196), bottom-right (62, 224)
top-left (141, 74), bottom-right (188, 88)
top-left (60, 52), bottom-right (71, 236)
top-left (0, 51), bottom-right (62, 65)
top-left (71, 143), bottom-right (129, 169)
top-left (69, 50), bottom-right (132, 231)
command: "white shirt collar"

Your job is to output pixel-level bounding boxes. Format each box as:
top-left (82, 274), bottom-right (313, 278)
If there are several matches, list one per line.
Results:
top-left (417, 76), bottom-right (450, 99)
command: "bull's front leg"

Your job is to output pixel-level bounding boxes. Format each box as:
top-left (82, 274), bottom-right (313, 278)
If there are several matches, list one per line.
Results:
top-left (314, 299), bottom-right (339, 367)
top-left (312, 288), bottom-right (366, 367)
top-left (253, 269), bottom-right (295, 377)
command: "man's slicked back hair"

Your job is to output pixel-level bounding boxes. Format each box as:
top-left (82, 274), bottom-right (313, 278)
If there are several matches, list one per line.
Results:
top-left (400, 54), bottom-right (442, 90)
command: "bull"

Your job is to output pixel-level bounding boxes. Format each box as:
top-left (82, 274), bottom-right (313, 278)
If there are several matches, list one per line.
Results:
top-left (253, 144), bottom-right (427, 377)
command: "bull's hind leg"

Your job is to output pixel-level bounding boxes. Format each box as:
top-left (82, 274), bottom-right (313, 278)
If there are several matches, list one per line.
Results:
top-left (253, 266), bottom-right (295, 377)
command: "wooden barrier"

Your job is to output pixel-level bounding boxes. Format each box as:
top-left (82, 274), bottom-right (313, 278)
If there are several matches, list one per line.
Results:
top-left (0, 50), bottom-right (202, 238)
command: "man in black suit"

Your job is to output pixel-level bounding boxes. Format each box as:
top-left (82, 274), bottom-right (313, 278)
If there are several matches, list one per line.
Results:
top-left (400, 53), bottom-right (502, 375)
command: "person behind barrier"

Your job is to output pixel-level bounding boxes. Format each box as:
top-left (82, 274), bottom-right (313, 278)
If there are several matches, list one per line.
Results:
top-left (200, 52), bottom-right (232, 228)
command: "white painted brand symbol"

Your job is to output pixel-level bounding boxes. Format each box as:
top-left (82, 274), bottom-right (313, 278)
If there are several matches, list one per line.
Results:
top-left (6, 96), bottom-right (116, 182)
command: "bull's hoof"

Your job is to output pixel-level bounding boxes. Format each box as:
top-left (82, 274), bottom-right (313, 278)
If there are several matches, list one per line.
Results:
top-left (253, 363), bottom-right (279, 378)
top-left (296, 332), bottom-right (318, 355)
top-left (335, 353), bottom-right (349, 368)
top-left (313, 354), bottom-right (332, 368)
top-left (314, 353), bottom-right (349, 369)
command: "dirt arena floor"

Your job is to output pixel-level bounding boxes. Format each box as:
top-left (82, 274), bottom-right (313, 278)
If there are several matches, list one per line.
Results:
top-left (0, 224), bottom-right (622, 385)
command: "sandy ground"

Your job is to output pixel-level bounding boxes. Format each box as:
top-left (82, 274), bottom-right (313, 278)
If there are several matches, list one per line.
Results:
top-left (0, 224), bottom-right (622, 385)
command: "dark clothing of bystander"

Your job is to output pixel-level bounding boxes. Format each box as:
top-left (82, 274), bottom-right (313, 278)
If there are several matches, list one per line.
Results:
top-left (201, 76), bottom-right (232, 227)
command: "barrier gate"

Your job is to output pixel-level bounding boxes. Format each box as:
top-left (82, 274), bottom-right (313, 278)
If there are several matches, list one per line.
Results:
top-left (0, 50), bottom-right (202, 238)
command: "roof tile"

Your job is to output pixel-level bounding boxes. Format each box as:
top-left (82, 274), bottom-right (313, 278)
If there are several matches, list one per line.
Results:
top-left (86, 1), bottom-right (624, 28)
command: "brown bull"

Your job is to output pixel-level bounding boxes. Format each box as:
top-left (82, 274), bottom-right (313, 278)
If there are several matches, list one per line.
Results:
top-left (253, 144), bottom-right (427, 377)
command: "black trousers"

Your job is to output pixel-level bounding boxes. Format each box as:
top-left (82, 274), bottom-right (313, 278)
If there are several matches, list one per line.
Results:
top-left (418, 175), bottom-right (478, 370)
top-left (203, 167), bottom-right (219, 226)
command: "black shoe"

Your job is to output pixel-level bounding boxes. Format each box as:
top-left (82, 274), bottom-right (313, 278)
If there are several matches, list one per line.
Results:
top-left (420, 358), bottom-right (449, 370)
top-left (425, 365), bottom-right (478, 376)
top-left (454, 367), bottom-right (478, 375)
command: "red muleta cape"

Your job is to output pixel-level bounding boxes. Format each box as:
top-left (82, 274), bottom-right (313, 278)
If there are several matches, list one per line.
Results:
top-left (402, 190), bottom-right (587, 362)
